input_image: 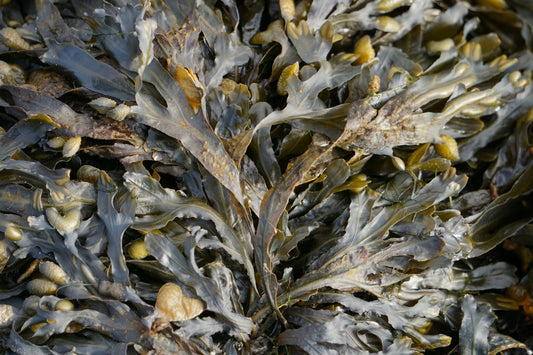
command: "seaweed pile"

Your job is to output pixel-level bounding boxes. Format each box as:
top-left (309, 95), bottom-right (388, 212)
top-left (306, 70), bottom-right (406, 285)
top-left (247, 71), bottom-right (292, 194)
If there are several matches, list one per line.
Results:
top-left (1, 0), bottom-right (533, 353)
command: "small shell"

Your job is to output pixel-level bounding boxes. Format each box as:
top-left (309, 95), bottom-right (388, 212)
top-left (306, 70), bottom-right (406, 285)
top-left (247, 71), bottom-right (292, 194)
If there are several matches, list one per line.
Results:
top-left (27, 278), bottom-right (58, 296)
top-left (155, 283), bottom-right (205, 322)
top-left (5, 225), bottom-right (23, 241)
top-left (129, 240), bottom-right (149, 259)
top-left (45, 208), bottom-right (80, 233)
top-left (0, 304), bottom-right (15, 328)
top-left (0, 27), bottom-right (30, 51)
top-left (106, 103), bottom-right (130, 121)
top-left (39, 261), bottom-right (68, 285)
top-left (55, 299), bottom-right (74, 312)
top-left (77, 165), bottom-right (101, 184)
top-left (435, 135), bottom-right (460, 161)
top-left (62, 137), bottom-right (81, 158)
top-left (23, 295), bottom-right (41, 316)
top-left (65, 322), bottom-right (83, 333)
top-left (375, 16), bottom-right (402, 33)
top-left (88, 97), bottom-right (116, 114)
top-left (0, 126), bottom-right (5, 136)
top-left (47, 136), bottom-right (67, 149)
top-left (353, 35), bottom-right (375, 65)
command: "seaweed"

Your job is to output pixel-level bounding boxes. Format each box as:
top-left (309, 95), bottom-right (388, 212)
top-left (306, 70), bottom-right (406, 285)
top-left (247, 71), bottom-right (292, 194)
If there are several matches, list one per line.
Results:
top-left (0, 0), bottom-right (532, 353)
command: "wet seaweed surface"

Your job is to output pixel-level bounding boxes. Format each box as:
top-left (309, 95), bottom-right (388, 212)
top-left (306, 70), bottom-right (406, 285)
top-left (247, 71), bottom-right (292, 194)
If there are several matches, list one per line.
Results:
top-left (1, 0), bottom-right (533, 353)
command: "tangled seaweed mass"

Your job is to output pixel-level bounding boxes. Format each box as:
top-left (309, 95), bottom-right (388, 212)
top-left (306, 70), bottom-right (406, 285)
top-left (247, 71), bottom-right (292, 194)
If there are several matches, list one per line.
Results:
top-left (1, 0), bottom-right (533, 353)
